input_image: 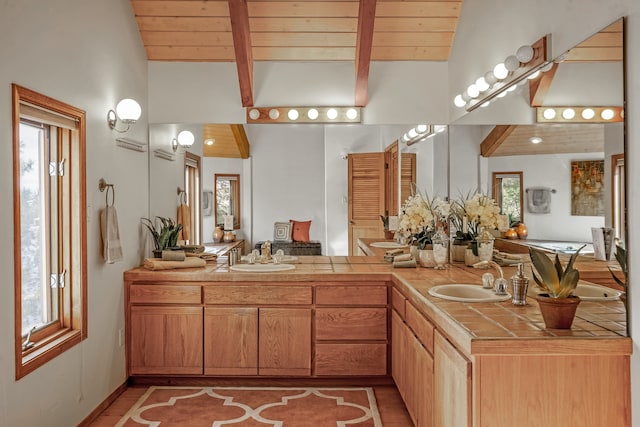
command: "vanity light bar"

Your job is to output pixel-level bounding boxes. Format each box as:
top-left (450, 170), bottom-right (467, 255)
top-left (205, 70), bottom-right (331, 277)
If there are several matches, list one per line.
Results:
top-left (536, 107), bottom-right (624, 123)
top-left (246, 107), bottom-right (361, 124)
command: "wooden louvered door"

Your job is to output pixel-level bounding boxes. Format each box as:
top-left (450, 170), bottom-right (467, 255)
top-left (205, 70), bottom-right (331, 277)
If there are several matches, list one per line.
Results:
top-left (401, 152), bottom-right (417, 206)
top-left (348, 153), bottom-right (385, 255)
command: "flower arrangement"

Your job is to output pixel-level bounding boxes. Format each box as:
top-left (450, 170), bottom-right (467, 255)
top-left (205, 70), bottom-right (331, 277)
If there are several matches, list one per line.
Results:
top-left (450, 192), bottom-right (509, 241)
top-left (398, 191), bottom-right (450, 249)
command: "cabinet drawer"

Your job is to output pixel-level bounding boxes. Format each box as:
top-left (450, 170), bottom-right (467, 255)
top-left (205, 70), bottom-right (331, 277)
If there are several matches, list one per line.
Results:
top-left (204, 285), bottom-right (312, 305)
top-left (129, 284), bottom-right (201, 304)
top-left (315, 343), bottom-right (387, 376)
top-left (316, 284), bottom-right (387, 305)
top-left (391, 287), bottom-right (406, 319)
top-left (316, 308), bottom-right (387, 340)
top-left (406, 303), bottom-right (434, 355)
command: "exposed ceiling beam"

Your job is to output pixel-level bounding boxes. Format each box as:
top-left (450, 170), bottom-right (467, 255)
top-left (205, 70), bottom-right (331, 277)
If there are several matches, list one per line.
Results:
top-left (231, 124), bottom-right (250, 159)
top-left (354, 0), bottom-right (377, 107)
top-left (529, 62), bottom-right (559, 107)
top-left (228, 0), bottom-right (253, 107)
top-left (480, 125), bottom-right (516, 157)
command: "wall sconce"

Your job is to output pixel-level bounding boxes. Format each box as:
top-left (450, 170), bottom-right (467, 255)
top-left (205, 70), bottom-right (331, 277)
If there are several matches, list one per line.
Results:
top-left (246, 107), bottom-right (361, 124)
top-left (453, 35), bottom-right (551, 112)
top-left (171, 130), bottom-right (196, 152)
top-left (536, 106), bottom-right (624, 123)
top-left (107, 98), bottom-right (142, 133)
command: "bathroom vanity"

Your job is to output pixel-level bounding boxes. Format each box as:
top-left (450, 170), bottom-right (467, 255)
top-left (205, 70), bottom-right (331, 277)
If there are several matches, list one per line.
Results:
top-left (123, 250), bottom-right (631, 427)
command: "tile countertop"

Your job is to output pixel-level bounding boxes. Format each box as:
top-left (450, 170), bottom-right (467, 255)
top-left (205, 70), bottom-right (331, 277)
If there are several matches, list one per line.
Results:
top-left (124, 253), bottom-right (631, 359)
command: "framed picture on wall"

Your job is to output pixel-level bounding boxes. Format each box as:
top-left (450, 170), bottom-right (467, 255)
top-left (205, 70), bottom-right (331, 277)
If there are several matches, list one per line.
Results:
top-left (203, 190), bottom-right (213, 217)
top-left (570, 160), bottom-right (605, 216)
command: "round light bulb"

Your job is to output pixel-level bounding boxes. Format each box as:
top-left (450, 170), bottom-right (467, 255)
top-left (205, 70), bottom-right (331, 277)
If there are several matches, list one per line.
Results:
top-left (527, 70), bottom-right (541, 80)
top-left (601, 109), bottom-right (615, 120)
top-left (507, 84), bottom-right (518, 92)
top-left (408, 128), bottom-right (418, 138)
top-left (307, 108), bottom-right (319, 120)
top-left (562, 108), bottom-right (575, 120)
top-left (177, 130), bottom-right (195, 147)
top-left (416, 124), bottom-right (428, 133)
top-left (248, 109), bottom-right (260, 120)
top-left (543, 108), bottom-right (556, 120)
top-left (467, 83), bottom-right (479, 98)
top-left (475, 76), bottom-right (489, 92)
top-left (346, 108), bottom-right (358, 120)
top-left (484, 71), bottom-right (498, 86)
top-left (454, 94), bottom-right (466, 108)
top-left (327, 108), bottom-right (338, 120)
top-left (493, 63), bottom-right (509, 80)
top-left (402, 133), bottom-right (410, 142)
top-left (581, 108), bottom-right (595, 120)
top-left (461, 92), bottom-right (471, 102)
top-left (504, 55), bottom-right (520, 72)
top-left (115, 98), bottom-right (142, 123)
top-left (496, 91), bottom-right (508, 98)
top-left (268, 109), bottom-right (280, 120)
top-left (516, 45), bottom-right (534, 63)
top-left (480, 101), bottom-right (490, 108)
top-left (287, 109), bottom-right (299, 120)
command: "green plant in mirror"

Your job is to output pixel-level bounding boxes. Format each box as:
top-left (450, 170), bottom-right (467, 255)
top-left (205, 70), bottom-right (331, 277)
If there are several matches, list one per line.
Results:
top-left (608, 244), bottom-right (627, 289)
top-left (529, 245), bottom-right (585, 298)
top-left (380, 215), bottom-right (389, 230)
top-left (141, 216), bottom-right (183, 251)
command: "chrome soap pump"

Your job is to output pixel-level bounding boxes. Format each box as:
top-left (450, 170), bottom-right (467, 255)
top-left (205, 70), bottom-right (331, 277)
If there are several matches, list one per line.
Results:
top-left (511, 263), bottom-right (529, 305)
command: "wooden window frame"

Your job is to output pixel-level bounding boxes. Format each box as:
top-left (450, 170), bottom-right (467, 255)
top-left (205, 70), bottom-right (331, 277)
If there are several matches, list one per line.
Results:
top-left (491, 171), bottom-right (524, 224)
top-left (184, 152), bottom-right (201, 245)
top-left (214, 173), bottom-right (241, 230)
top-left (611, 153), bottom-right (625, 240)
top-left (12, 84), bottom-right (87, 379)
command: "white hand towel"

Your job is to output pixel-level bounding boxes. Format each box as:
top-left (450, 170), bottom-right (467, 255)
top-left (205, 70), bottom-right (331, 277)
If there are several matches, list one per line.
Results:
top-left (100, 206), bottom-right (123, 263)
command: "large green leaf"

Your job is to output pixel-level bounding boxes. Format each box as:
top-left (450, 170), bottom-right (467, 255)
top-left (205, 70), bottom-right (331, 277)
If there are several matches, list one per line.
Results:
top-left (529, 247), bottom-right (560, 293)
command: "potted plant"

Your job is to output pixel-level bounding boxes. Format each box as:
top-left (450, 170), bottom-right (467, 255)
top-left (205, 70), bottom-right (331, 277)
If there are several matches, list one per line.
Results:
top-left (141, 216), bottom-right (183, 258)
top-left (608, 244), bottom-right (627, 304)
top-left (380, 215), bottom-right (394, 240)
top-left (529, 245), bottom-right (585, 329)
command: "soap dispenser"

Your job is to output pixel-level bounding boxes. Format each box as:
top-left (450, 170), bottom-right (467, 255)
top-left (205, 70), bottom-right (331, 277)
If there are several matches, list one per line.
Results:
top-left (511, 263), bottom-right (529, 305)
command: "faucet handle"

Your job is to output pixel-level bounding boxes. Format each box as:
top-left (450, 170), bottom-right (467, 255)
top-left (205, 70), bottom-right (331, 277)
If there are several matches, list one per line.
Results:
top-left (481, 272), bottom-right (494, 289)
top-left (494, 278), bottom-right (508, 295)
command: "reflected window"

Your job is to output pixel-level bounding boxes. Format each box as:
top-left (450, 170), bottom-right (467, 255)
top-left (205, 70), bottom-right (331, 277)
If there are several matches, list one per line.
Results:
top-left (184, 152), bottom-right (201, 245)
top-left (215, 174), bottom-right (240, 229)
top-left (492, 171), bottom-right (523, 225)
top-left (612, 154), bottom-right (625, 241)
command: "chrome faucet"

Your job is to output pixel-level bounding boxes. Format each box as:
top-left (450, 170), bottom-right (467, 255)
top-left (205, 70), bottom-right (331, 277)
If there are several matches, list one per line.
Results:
top-left (473, 260), bottom-right (508, 295)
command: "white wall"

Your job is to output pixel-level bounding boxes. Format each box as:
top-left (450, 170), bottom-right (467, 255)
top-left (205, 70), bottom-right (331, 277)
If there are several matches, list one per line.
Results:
top-left (488, 153), bottom-right (605, 241)
top-left (0, 0), bottom-right (148, 425)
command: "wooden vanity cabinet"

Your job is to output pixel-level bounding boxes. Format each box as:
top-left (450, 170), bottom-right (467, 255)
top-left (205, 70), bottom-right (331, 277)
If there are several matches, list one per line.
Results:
top-left (203, 284), bottom-right (312, 376)
top-left (314, 284), bottom-right (388, 376)
top-left (391, 292), bottom-right (435, 427)
top-left (128, 284), bottom-right (203, 375)
top-left (433, 330), bottom-right (471, 427)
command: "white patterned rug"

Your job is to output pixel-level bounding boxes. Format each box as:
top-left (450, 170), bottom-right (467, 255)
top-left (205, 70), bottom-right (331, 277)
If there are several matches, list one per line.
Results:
top-left (116, 386), bottom-right (383, 426)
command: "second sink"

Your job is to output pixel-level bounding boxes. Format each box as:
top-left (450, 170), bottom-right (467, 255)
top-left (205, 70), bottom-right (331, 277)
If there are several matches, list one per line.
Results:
top-left (428, 284), bottom-right (511, 303)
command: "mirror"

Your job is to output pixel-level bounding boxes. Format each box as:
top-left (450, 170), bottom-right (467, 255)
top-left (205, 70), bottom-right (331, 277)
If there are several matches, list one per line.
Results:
top-left (444, 17), bottom-right (626, 327)
top-left (215, 173), bottom-right (241, 230)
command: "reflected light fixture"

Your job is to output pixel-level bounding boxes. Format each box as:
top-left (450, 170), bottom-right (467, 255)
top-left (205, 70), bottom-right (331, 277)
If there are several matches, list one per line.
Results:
top-left (107, 98), bottom-right (142, 133)
top-left (246, 107), bottom-right (361, 124)
top-left (401, 124), bottom-right (447, 146)
top-left (454, 35), bottom-right (551, 112)
top-left (536, 106), bottom-right (624, 123)
top-left (172, 130), bottom-right (196, 152)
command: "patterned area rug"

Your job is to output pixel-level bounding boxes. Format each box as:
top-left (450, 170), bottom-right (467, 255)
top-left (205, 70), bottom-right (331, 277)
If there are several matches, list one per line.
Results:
top-left (116, 386), bottom-right (383, 426)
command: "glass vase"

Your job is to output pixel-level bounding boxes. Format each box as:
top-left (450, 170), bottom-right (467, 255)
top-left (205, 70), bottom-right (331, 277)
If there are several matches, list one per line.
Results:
top-left (432, 227), bottom-right (449, 269)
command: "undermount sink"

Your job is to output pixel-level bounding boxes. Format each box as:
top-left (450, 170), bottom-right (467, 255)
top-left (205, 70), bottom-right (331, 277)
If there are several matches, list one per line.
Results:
top-left (229, 263), bottom-right (296, 272)
top-left (428, 284), bottom-right (511, 303)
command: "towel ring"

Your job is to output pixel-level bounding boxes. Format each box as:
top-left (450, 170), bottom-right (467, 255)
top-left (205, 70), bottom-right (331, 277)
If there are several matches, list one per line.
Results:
top-left (99, 178), bottom-right (115, 207)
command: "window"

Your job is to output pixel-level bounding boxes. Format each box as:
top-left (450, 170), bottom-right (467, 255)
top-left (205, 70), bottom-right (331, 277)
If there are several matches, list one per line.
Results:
top-left (492, 171), bottom-right (523, 225)
top-left (184, 152), bottom-right (201, 245)
top-left (611, 154), bottom-right (625, 241)
top-left (12, 84), bottom-right (87, 379)
top-left (214, 174), bottom-right (240, 229)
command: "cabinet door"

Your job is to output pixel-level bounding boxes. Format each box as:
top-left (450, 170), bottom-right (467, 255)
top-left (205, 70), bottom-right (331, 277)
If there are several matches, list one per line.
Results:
top-left (413, 334), bottom-right (434, 427)
top-left (259, 308), bottom-right (311, 376)
top-left (130, 306), bottom-right (203, 375)
top-left (391, 310), bottom-right (408, 400)
top-left (434, 331), bottom-right (471, 427)
top-left (204, 307), bottom-right (258, 375)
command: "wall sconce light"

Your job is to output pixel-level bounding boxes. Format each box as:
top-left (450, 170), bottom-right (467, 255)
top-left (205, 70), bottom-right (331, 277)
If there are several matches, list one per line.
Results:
top-left (107, 98), bottom-right (142, 133)
top-left (536, 106), bottom-right (624, 123)
top-left (171, 130), bottom-right (196, 152)
top-left (246, 107), bottom-right (361, 124)
top-left (453, 35), bottom-right (551, 112)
